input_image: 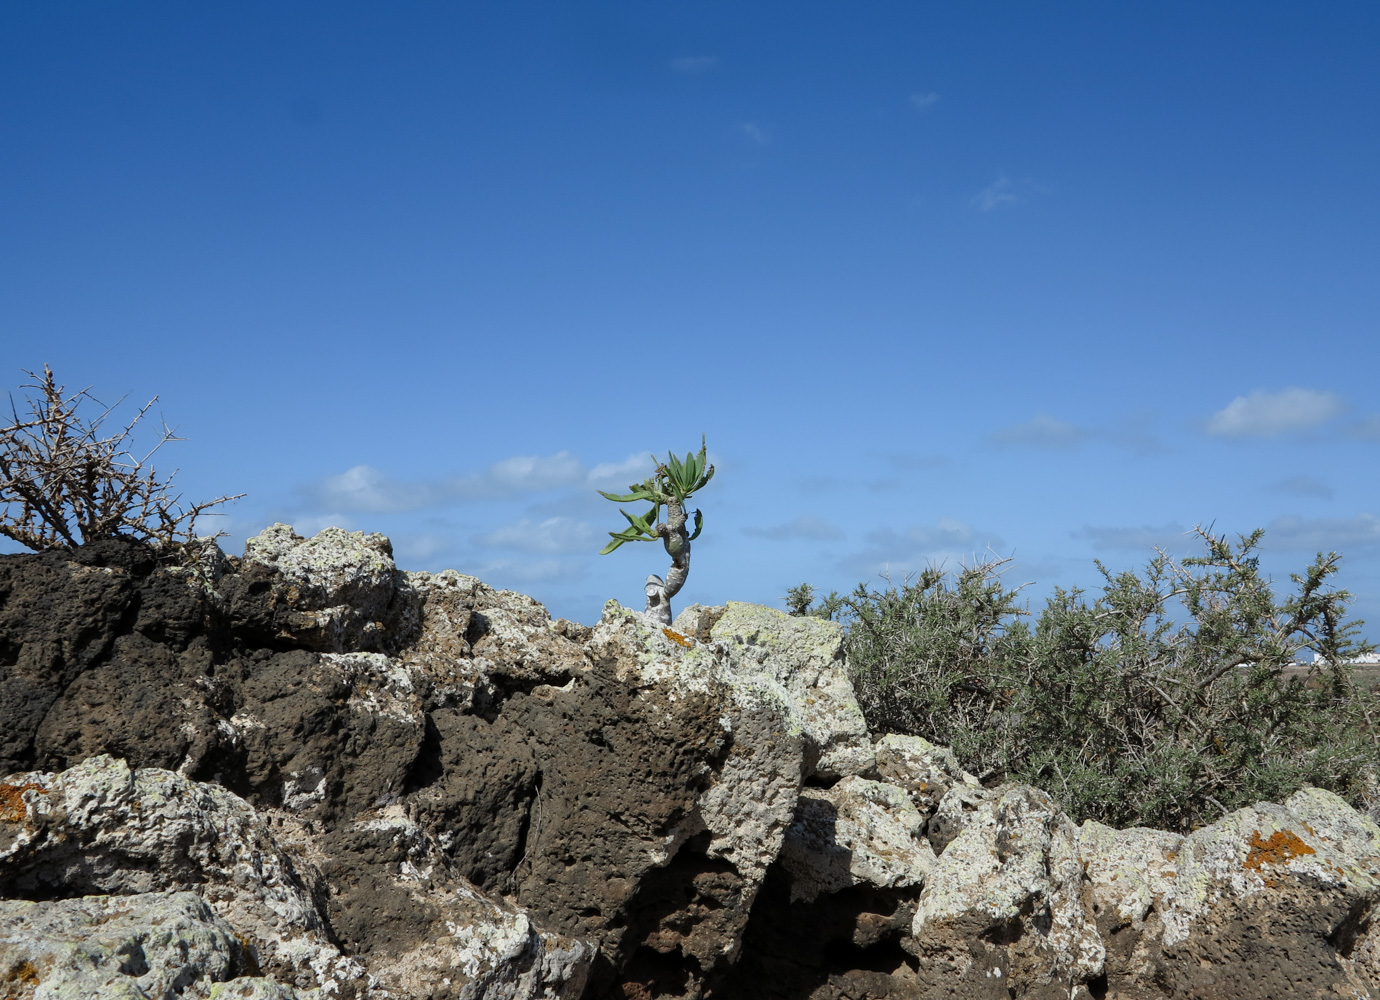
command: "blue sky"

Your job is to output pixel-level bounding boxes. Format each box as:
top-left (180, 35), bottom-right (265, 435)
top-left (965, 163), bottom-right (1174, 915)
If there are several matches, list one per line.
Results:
top-left (4, 2), bottom-right (1379, 635)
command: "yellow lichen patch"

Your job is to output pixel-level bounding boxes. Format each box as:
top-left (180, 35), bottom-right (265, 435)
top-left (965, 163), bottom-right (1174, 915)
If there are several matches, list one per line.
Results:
top-left (0, 782), bottom-right (47, 823)
top-left (662, 628), bottom-right (693, 649)
top-left (1244, 829), bottom-right (1316, 871)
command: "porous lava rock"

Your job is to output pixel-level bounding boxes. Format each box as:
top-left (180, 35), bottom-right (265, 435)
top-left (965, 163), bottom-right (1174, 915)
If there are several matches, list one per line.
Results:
top-left (7, 525), bottom-right (1380, 999)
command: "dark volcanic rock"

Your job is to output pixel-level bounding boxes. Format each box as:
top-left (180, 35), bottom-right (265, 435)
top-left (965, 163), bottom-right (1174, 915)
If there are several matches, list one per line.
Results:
top-left (8, 525), bottom-right (1380, 999)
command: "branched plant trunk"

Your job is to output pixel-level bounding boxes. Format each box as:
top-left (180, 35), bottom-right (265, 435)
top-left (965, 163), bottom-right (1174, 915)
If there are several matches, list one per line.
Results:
top-left (597, 437), bottom-right (712, 625)
top-left (644, 498), bottom-right (690, 624)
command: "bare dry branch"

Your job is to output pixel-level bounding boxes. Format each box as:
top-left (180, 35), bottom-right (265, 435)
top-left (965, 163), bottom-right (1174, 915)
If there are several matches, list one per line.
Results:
top-left (0, 365), bottom-right (244, 552)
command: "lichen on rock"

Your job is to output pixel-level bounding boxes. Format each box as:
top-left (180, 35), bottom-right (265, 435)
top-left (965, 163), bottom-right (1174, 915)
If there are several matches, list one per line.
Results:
top-left (9, 527), bottom-right (1380, 999)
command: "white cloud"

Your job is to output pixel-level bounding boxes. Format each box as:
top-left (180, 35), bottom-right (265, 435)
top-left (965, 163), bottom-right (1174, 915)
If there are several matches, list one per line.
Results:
top-left (485, 452), bottom-right (586, 493)
top-left (988, 414), bottom-right (1087, 450)
top-left (743, 516), bottom-right (844, 541)
top-left (668, 55), bottom-right (719, 74)
top-left (309, 466), bottom-right (418, 513)
top-left (738, 121), bottom-right (770, 145)
top-left (474, 517), bottom-right (599, 554)
top-left (909, 92), bottom-right (939, 111)
top-left (588, 453), bottom-right (653, 488)
top-left (971, 174), bottom-right (1017, 211)
top-left (1205, 387), bottom-right (1344, 438)
top-left (305, 451), bottom-right (589, 513)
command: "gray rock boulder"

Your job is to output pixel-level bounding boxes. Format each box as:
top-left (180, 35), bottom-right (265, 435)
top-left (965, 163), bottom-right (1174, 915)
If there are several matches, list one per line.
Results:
top-left (911, 784), bottom-right (1105, 998)
top-left (779, 776), bottom-right (935, 904)
top-left (689, 602), bottom-right (873, 781)
top-left (0, 891), bottom-right (262, 1000)
top-left (238, 524), bottom-right (398, 652)
top-left (1078, 788), bottom-right (1380, 998)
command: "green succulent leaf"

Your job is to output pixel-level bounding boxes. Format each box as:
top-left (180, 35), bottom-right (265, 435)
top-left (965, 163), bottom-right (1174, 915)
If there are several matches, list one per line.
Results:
top-left (599, 489), bottom-right (657, 503)
top-left (689, 508), bottom-right (704, 541)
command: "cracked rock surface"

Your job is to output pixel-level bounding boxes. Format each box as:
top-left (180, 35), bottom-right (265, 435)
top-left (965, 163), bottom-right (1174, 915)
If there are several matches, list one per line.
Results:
top-left (6, 526), bottom-right (1380, 999)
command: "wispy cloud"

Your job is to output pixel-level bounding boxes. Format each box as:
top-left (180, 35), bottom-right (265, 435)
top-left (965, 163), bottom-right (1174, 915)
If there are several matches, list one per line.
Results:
top-left (473, 516), bottom-right (599, 554)
top-left (989, 414), bottom-right (1087, 450)
top-left (743, 516), bottom-right (844, 541)
top-left (466, 557), bottom-right (587, 586)
top-left (838, 518), bottom-right (1004, 578)
top-left (738, 121), bottom-right (770, 145)
top-left (303, 450), bottom-right (642, 514)
top-left (971, 174), bottom-right (1017, 211)
top-left (668, 55), bottom-right (719, 74)
top-left (1264, 513), bottom-right (1380, 552)
top-left (909, 92), bottom-right (939, 111)
top-left (1269, 475), bottom-right (1334, 499)
top-left (886, 453), bottom-right (948, 472)
top-left (1105, 415), bottom-right (1168, 457)
top-left (1205, 387), bottom-right (1345, 438)
top-left (392, 533), bottom-right (455, 563)
top-left (1078, 523), bottom-right (1196, 554)
top-left (1351, 414), bottom-right (1380, 441)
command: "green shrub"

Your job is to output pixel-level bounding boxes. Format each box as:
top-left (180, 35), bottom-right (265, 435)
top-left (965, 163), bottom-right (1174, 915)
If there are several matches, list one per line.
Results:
top-left (792, 527), bottom-right (1380, 832)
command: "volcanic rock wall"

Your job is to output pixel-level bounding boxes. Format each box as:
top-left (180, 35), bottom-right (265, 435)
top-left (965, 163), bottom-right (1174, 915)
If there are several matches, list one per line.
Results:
top-left (3, 525), bottom-right (1380, 999)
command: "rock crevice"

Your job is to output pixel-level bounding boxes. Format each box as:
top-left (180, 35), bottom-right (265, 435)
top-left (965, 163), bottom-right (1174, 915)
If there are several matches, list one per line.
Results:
top-left (3, 525), bottom-right (1380, 998)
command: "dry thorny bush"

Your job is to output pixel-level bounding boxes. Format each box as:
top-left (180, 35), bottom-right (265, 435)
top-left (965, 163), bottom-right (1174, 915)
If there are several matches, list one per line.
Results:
top-left (0, 365), bottom-right (242, 553)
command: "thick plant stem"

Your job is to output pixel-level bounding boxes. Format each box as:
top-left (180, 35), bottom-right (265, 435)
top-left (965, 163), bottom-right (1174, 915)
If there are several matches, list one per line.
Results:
top-left (644, 499), bottom-right (690, 624)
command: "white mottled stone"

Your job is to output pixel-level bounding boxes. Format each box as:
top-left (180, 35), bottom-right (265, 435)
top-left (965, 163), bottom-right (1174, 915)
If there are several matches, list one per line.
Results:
top-left (780, 776), bottom-right (935, 902)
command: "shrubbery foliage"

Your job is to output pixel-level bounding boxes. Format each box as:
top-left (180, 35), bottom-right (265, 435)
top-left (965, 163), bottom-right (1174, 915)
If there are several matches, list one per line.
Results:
top-left (791, 527), bottom-right (1379, 833)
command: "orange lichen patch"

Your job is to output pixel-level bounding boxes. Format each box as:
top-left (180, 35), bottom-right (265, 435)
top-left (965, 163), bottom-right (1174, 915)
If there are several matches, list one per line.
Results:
top-left (662, 628), bottom-right (693, 649)
top-left (0, 782), bottom-right (47, 823)
top-left (1244, 829), bottom-right (1316, 871)
top-left (3, 959), bottom-right (41, 992)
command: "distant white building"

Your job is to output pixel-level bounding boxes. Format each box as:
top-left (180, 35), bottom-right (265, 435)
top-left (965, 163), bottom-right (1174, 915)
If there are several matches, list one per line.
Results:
top-left (1314, 651), bottom-right (1380, 666)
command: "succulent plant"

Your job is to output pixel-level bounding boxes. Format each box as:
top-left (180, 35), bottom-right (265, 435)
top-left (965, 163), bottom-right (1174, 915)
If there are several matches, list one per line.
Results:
top-left (598, 435), bottom-right (714, 624)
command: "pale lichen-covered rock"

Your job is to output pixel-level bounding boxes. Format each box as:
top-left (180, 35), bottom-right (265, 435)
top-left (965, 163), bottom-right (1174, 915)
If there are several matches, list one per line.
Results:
top-left (588, 602), bottom-right (803, 888)
top-left (924, 780), bottom-right (993, 854)
top-left (779, 776), bottom-right (935, 903)
top-left (241, 523), bottom-right (397, 651)
top-left (911, 784), bottom-right (1105, 997)
top-left (1072, 788), bottom-right (1380, 999)
top-left (576, 602), bottom-right (804, 990)
top-left (872, 733), bottom-right (981, 822)
top-left (209, 978), bottom-right (320, 999)
top-left (705, 602), bottom-right (873, 780)
top-left (0, 891), bottom-right (259, 1000)
top-left (1078, 820), bottom-right (1182, 928)
top-left (1145, 794), bottom-right (1380, 998)
top-left (392, 569), bottom-right (590, 718)
top-left (386, 881), bottom-right (593, 1000)
top-left (333, 803), bottom-right (594, 1000)
top-left (0, 755), bottom-right (362, 994)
